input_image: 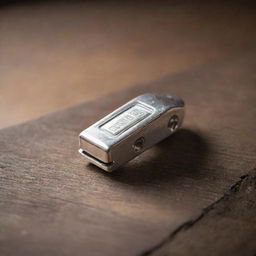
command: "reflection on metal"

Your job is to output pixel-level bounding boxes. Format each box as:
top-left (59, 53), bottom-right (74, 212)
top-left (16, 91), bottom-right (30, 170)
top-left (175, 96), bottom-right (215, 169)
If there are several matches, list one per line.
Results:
top-left (79, 93), bottom-right (185, 172)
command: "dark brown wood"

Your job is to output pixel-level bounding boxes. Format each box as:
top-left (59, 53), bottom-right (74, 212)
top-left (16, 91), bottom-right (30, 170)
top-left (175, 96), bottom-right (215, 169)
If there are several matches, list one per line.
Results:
top-left (0, 51), bottom-right (256, 255)
top-left (151, 169), bottom-right (256, 256)
top-left (1, 1), bottom-right (256, 255)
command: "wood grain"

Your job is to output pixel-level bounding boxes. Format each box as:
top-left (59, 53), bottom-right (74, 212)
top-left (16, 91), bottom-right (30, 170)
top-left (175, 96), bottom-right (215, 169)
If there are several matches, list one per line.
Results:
top-left (0, 50), bottom-right (256, 255)
top-left (152, 169), bottom-right (256, 256)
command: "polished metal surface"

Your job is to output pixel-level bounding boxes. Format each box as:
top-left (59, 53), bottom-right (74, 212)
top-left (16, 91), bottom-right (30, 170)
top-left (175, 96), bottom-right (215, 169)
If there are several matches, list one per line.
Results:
top-left (79, 93), bottom-right (185, 171)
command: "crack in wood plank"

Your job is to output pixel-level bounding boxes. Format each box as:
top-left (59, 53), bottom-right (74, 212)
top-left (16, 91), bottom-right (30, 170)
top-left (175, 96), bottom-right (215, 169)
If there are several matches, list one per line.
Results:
top-left (141, 173), bottom-right (252, 256)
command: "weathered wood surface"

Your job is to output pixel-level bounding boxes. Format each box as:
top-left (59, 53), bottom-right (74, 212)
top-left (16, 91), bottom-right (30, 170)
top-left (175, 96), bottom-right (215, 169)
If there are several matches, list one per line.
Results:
top-left (0, 51), bottom-right (256, 255)
top-left (152, 169), bottom-right (256, 256)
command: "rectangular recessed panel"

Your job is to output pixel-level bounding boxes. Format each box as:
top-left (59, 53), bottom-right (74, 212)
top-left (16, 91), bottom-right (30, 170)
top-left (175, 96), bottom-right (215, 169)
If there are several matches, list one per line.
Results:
top-left (101, 104), bottom-right (152, 135)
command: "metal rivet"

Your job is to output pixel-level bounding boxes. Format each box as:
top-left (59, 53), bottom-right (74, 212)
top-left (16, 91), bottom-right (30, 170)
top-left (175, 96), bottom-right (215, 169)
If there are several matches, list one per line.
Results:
top-left (168, 115), bottom-right (179, 132)
top-left (133, 137), bottom-right (145, 152)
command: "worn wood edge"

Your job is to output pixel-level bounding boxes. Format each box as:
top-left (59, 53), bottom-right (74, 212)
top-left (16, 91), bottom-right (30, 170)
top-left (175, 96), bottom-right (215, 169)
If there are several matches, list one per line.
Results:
top-left (142, 168), bottom-right (256, 256)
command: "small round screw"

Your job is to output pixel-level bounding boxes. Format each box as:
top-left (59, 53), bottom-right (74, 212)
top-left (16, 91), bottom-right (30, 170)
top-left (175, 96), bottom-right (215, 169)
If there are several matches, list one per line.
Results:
top-left (133, 137), bottom-right (145, 152)
top-left (168, 115), bottom-right (179, 132)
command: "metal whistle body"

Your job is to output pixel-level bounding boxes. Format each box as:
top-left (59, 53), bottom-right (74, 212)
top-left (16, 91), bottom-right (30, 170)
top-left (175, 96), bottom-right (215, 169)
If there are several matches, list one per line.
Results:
top-left (79, 93), bottom-right (185, 172)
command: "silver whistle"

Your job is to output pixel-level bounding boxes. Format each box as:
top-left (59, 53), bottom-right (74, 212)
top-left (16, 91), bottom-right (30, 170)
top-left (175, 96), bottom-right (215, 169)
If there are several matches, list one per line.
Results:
top-left (79, 93), bottom-right (185, 172)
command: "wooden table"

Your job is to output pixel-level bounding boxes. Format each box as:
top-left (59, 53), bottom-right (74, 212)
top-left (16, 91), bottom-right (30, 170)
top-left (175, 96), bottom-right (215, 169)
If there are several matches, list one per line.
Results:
top-left (0, 1), bottom-right (256, 256)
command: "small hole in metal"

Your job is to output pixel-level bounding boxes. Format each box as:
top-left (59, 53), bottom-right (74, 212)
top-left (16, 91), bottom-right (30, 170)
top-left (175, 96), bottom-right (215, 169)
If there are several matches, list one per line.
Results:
top-left (133, 137), bottom-right (145, 152)
top-left (168, 115), bottom-right (179, 132)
